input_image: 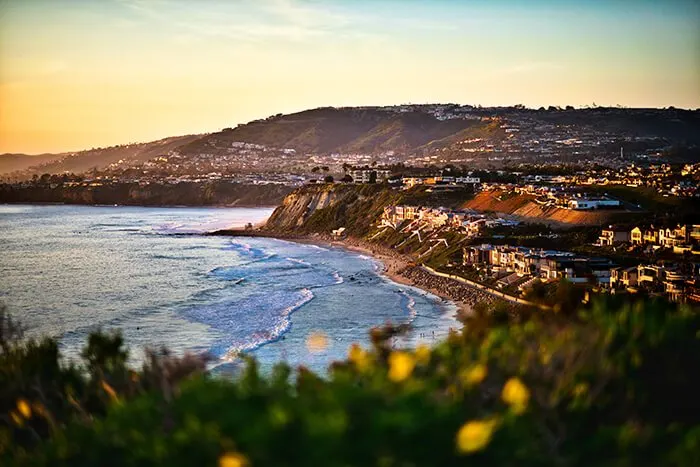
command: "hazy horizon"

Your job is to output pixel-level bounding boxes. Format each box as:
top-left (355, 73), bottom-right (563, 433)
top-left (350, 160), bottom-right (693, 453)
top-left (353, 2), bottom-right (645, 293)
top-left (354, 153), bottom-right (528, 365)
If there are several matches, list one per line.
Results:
top-left (2, 0), bottom-right (699, 154)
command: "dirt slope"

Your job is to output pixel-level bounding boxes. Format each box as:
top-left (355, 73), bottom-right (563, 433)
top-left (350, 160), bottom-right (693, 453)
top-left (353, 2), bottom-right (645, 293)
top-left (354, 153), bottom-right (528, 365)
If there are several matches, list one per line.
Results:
top-left (463, 190), bottom-right (629, 226)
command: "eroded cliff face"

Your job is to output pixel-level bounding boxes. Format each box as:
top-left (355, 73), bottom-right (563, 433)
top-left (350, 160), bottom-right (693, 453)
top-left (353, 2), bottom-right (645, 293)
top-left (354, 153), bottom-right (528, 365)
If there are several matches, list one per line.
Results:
top-left (264, 184), bottom-right (398, 235)
top-left (265, 185), bottom-right (349, 230)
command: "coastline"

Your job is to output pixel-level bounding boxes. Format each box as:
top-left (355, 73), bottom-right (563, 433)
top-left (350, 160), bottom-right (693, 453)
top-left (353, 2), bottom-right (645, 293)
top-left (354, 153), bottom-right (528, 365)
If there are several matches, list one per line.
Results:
top-left (211, 229), bottom-right (500, 321)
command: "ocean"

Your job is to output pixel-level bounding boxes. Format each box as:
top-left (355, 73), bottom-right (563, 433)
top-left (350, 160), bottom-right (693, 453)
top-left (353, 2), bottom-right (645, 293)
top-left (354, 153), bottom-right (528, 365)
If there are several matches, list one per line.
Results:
top-left (0, 204), bottom-right (457, 373)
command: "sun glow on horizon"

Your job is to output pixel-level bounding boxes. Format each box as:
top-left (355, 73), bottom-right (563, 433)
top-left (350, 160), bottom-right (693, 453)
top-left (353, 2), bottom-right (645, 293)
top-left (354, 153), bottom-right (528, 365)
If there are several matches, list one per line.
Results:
top-left (1, 0), bottom-right (699, 154)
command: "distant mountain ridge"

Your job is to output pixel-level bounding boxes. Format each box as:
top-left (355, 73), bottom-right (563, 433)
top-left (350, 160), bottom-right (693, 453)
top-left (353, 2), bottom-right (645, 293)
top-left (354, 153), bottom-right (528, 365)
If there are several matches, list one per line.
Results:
top-left (3, 104), bottom-right (699, 175)
top-left (1, 134), bottom-right (202, 175)
top-left (178, 107), bottom-right (497, 156)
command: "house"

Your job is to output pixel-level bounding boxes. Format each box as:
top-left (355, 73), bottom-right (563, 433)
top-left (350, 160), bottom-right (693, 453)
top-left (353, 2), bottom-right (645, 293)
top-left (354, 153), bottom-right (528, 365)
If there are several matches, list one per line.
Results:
top-left (643, 227), bottom-right (659, 244)
top-left (598, 226), bottom-right (630, 246)
top-left (660, 225), bottom-right (689, 248)
top-left (568, 197), bottom-right (620, 210)
top-left (610, 266), bottom-right (638, 288)
top-left (351, 168), bottom-right (391, 184)
top-left (630, 227), bottom-right (643, 245)
top-left (540, 256), bottom-right (576, 280)
top-left (402, 177), bottom-right (427, 188)
top-left (455, 176), bottom-right (481, 185)
top-left (637, 265), bottom-right (662, 285)
top-left (463, 244), bottom-right (493, 265)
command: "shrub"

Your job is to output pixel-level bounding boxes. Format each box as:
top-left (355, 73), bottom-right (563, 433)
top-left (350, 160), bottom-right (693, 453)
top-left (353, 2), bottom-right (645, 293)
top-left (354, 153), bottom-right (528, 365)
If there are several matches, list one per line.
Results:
top-left (2, 298), bottom-right (700, 466)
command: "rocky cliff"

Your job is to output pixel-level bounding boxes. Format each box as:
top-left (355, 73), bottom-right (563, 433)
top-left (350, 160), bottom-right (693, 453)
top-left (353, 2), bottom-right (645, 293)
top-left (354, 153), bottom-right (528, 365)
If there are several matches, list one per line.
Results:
top-left (265, 184), bottom-right (401, 236)
top-left (264, 183), bottom-right (476, 236)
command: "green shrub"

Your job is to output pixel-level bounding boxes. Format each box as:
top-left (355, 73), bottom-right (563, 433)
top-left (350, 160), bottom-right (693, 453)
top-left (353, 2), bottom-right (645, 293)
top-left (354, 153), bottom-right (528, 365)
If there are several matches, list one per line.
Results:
top-left (2, 298), bottom-right (700, 466)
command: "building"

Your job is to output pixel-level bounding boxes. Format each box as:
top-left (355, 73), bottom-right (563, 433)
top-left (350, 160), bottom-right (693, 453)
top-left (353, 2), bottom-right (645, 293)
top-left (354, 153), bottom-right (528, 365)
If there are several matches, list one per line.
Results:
top-left (630, 227), bottom-right (643, 245)
top-left (610, 266), bottom-right (638, 288)
top-left (455, 176), bottom-right (481, 184)
top-left (598, 227), bottom-right (631, 246)
top-left (568, 197), bottom-right (620, 210)
top-left (350, 168), bottom-right (391, 184)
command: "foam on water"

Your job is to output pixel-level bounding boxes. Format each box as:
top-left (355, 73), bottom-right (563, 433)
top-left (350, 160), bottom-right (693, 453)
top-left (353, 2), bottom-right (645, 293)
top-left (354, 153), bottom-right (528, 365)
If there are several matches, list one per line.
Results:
top-left (0, 205), bottom-right (458, 372)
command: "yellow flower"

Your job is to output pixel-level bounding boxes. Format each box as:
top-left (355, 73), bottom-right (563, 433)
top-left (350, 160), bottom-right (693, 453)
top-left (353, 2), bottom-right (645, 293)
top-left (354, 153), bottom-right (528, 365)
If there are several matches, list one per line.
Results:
top-left (502, 378), bottom-right (530, 414)
top-left (348, 344), bottom-right (371, 372)
top-left (16, 399), bottom-right (32, 418)
top-left (305, 331), bottom-right (329, 353)
top-left (388, 351), bottom-right (415, 382)
top-left (460, 364), bottom-right (487, 386)
top-left (415, 344), bottom-right (431, 365)
top-left (456, 419), bottom-right (497, 453)
top-left (219, 452), bottom-right (248, 467)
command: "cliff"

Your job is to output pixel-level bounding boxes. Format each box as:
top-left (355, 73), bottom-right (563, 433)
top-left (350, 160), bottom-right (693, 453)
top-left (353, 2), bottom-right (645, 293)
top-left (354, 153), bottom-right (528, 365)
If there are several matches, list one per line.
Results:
top-left (264, 184), bottom-right (400, 236)
top-left (0, 181), bottom-right (292, 207)
top-left (264, 183), bottom-right (475, 236)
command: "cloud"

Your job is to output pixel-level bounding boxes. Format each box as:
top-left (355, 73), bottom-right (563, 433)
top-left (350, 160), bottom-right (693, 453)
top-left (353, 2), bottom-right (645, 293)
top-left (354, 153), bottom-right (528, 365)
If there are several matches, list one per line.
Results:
top-left (114, 0), bottom-right (357, 41)
top-left (114, 0), bottom-right (454, 43)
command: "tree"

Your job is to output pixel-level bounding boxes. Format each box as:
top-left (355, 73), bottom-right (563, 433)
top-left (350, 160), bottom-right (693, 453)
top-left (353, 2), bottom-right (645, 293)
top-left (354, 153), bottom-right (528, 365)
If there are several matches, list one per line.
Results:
top-left (341, 175), bottom-right (353, 183)
top-left (323, 175), bottom-right (334, 183)
top-left (321, 166), bottom-right (329, 172)
top-left (368, 171), bottom-right (377, 184)
top-left (342, 163), bottom-right (351, 173)
top-left (311, 167), bottom-right (320, 173)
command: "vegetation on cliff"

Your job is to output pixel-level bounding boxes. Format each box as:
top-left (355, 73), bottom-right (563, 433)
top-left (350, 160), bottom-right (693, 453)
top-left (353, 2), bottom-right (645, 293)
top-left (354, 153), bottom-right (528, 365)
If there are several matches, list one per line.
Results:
top-left (2, 296), bottom-right (699, 466)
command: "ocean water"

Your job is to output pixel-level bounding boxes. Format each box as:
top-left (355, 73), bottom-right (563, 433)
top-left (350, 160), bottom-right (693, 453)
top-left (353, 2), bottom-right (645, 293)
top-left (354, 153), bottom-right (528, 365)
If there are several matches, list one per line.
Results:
top-left (0, 205), bottom-right (457, 373)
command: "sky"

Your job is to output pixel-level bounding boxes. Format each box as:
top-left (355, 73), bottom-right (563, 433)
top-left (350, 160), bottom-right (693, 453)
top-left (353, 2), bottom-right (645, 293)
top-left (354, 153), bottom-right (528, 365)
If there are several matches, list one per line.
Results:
top-left (1, 0), bottom-right (699, 154)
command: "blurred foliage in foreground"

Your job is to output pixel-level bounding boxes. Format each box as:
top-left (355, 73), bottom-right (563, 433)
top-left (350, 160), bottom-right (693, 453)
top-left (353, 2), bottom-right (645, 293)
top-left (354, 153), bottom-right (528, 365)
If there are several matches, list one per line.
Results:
top-left (2, 297), bottom-right (700, 466)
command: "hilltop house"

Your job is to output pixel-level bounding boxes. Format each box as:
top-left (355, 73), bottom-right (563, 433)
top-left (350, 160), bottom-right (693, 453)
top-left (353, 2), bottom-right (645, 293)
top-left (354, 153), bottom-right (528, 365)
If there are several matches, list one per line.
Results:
top-left (350, 168), bottom-right (391, 184)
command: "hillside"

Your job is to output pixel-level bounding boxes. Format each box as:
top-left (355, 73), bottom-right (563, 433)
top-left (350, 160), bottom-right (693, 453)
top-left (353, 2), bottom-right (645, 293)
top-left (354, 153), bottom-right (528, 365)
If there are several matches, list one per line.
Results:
top-left (1, 135), bottom-right (202, 175)
top-left (463, 190), bottom-right (635, 226)
top-left (178, 107), bottom-right (498, 156)
top-left (4, 105), bottom-right (699, 177)
top-left (0, 153), bottom-right (63, 173)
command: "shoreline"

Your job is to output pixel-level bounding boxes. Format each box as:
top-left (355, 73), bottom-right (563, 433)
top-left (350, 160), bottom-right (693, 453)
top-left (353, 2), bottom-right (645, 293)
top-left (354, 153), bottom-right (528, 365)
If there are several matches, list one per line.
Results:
top-left (211, 229), bottom-right (500, 321)
top-left (0, 202), bottom-right (281, 209)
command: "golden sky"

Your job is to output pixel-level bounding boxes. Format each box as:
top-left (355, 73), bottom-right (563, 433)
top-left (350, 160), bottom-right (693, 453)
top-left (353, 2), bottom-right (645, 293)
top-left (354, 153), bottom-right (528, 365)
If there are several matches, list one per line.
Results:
top-left (1, 0), bottom-right (699, 154)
